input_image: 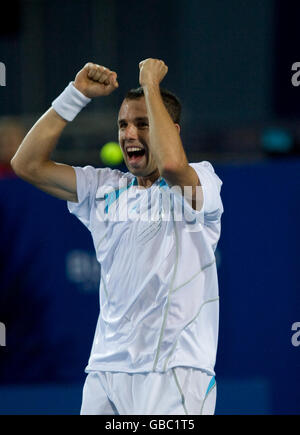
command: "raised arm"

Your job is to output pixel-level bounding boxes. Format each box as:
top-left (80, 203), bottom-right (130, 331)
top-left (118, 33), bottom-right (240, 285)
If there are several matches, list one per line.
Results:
top-left (11, 63), bottom-right (119, 202)
top-left (139, 58), bottom-right (202, 210)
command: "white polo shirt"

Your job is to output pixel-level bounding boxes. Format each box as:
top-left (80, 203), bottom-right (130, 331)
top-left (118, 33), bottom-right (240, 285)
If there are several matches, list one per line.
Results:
top-left (67, 161), bottom-right (223, 375)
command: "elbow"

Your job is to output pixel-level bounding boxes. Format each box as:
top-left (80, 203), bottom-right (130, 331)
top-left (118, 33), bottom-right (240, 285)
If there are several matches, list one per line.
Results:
top-left (10, 156), bottom-right (25, 178)
top-left (160, 160), bottom-right (188, 180)
top-left (10, 156), bottom-right (20, 175)
top-left (10, 156), bottom-right (35, 181)
top-left (160, 148), bottom-right (189, 178)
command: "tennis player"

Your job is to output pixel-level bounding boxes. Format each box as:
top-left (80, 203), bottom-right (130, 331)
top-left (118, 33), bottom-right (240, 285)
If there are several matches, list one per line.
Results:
top-left (11, 59), bottom-right (223, 415)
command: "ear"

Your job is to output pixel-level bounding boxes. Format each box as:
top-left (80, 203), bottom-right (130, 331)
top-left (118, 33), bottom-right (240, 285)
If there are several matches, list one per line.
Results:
top-left (174, 123), bottom-right (181, 134)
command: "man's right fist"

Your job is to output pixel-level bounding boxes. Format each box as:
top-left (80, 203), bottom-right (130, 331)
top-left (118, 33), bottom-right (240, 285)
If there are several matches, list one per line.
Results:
top-left (74, 63), bottom-right (119, 98)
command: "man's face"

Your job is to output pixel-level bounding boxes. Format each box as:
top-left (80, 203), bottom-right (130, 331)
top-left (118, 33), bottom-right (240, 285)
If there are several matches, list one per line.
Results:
top-left (118, 97), bottom-right (158, 177)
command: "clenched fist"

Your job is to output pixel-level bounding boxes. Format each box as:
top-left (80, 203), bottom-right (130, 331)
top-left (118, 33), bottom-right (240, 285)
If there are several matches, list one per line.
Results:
top-left (74, 63), bottom-right (119, 98)
top-left (139, 58), bottom-right (168, 88)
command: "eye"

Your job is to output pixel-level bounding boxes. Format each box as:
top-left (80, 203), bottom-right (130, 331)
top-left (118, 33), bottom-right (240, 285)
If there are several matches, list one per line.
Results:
top-left (137, 122), bottom-right (148, 128)
top-left (118, 122), bottom-right (127, 129)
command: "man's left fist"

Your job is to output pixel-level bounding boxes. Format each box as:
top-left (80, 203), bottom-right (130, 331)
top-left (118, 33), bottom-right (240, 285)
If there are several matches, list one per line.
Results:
top-left (139, 58), bottom-right (168, 88)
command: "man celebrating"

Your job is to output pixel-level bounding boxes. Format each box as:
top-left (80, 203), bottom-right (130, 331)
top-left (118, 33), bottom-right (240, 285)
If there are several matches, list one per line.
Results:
top-left (11, 59), bottom-right (223, 415)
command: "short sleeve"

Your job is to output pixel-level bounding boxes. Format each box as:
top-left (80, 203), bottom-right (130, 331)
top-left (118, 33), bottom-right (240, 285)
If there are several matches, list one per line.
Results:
top-left (67, 165), bottom-right (99, 230)
top-left (190, 161), bottom-right (223, 224)
top-left (67, 166), bottom-right (128, 230)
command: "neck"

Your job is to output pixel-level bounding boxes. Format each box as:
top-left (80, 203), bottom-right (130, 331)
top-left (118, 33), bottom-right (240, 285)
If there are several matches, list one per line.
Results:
top-left (136, 169), bottom-right (160, 188)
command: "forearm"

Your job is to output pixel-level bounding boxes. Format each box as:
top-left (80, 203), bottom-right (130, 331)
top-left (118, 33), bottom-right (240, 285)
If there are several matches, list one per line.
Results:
top-left (10, 62), bottom-right (118, 202)
top-left (11, 107), bottom-right (67, 176)
top-left (143, 85), bottom-right (188, 176)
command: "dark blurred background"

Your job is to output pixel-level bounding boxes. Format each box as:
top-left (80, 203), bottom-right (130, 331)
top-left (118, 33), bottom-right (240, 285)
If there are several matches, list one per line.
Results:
top-left (0, 0), bottom-right (299, 415)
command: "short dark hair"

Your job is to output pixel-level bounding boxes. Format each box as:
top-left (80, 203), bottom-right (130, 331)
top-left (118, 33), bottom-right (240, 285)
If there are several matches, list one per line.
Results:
top-left (124, 87), bottom-right (182, 125)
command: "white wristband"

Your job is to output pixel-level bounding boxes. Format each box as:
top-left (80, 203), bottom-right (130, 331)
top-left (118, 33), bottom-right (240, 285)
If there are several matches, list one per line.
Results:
top-left (51, 82), bottom-right (91, 121)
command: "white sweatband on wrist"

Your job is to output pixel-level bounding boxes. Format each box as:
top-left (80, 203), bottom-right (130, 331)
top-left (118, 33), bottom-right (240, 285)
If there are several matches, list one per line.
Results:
top-left (51, 82), bottom-right (91, 121)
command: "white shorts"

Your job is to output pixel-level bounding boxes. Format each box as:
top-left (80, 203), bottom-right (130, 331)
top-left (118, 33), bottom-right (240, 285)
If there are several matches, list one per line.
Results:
top-left (80, 367), bottom-right (216, 415)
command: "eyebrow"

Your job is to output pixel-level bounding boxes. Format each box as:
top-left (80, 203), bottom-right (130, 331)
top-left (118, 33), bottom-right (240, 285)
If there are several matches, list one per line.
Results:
top-left (118, 117), bottom-right (149, 125)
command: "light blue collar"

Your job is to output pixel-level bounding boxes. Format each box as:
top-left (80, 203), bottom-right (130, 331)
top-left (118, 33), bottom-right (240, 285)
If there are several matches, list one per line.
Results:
top-left (131, 177), bottom-right (167, 188)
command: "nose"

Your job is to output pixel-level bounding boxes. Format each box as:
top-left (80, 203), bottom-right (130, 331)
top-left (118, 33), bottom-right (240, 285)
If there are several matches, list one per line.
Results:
top-left (124, 123), bottom-right (138, 140)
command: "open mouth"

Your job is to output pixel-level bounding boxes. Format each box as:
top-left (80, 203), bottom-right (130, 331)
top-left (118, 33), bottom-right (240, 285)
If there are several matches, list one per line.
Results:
top-left (126, 147), bottom-right (146, 164)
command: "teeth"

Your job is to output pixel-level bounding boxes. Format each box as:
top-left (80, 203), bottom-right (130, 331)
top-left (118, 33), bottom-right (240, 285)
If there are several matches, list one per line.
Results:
top-left (127, 147), bottom-right (143, 152)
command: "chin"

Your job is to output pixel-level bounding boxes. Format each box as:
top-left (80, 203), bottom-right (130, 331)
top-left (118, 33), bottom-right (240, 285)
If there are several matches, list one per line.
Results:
top-left (125, 161), bottom-right (146, 175)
